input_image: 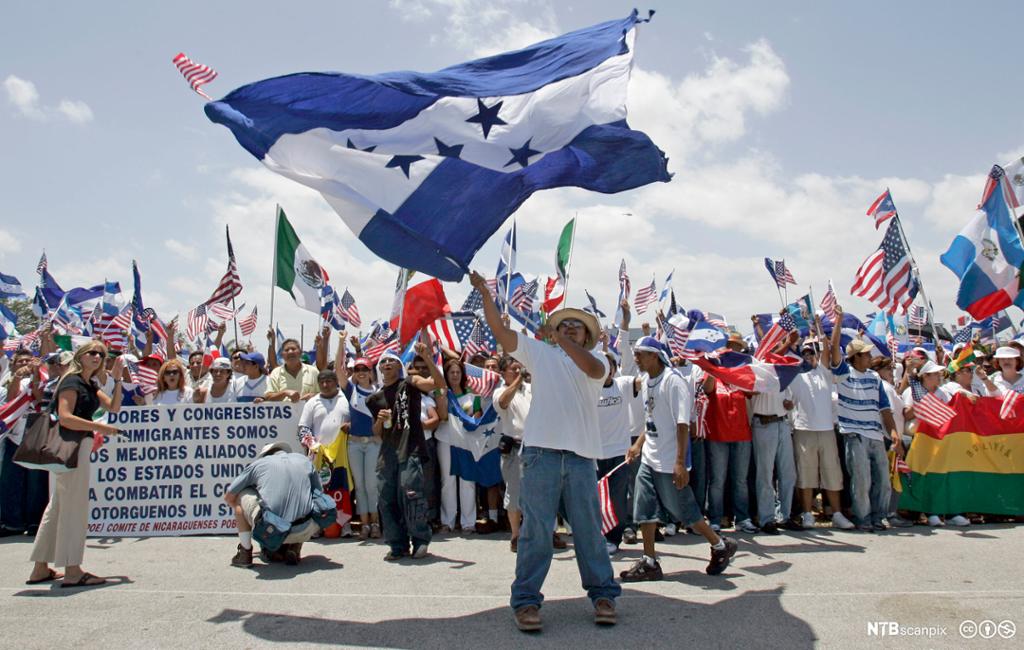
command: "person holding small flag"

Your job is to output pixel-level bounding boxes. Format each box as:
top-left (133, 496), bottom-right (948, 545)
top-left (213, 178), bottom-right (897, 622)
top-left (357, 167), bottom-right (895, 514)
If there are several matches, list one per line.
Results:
top-left (620, 336), bottom-right (737, 582)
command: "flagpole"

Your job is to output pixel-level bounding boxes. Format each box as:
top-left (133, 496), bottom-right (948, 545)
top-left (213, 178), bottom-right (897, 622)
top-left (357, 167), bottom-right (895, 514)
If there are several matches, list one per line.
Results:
top-left (890, 206), bottom-right (939, 340)
top-left (269, 205), bottom-right (280, 334)
top-left (504, 219), bottom-right (514, 316)
top-left (226, 225), bottom-right (241, 349)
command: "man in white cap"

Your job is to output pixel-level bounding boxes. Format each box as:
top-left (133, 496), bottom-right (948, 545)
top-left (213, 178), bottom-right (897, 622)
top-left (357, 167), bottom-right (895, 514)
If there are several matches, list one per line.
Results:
top-left (620, 336), bottom-right (737, 582)
top-left (828, 305), bottom-right (900, 531)
top-left (224, 441), bottom-right (323, 567)
top-left (470, 271), bottom-right (619, 632)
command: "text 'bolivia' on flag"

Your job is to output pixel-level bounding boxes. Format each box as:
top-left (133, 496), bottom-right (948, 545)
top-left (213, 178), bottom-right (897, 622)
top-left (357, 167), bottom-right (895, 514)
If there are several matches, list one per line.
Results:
top-left (205, 11), bottom-right (670, 282)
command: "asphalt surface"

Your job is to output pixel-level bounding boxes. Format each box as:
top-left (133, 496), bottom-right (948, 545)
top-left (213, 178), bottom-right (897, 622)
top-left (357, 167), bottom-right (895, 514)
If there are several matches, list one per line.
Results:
top-left (1, 522), bottom-right (1021, 649)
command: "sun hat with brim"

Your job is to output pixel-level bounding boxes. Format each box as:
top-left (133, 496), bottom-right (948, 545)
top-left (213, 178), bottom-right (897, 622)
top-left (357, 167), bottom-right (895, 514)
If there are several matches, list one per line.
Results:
top-left (257, 441), bottom-right (292, 458)
top-left (547, 308), bottom-right (600, 351)
top-left (919, 360), bottom-right (944, 375)
top-left (845, 339), bottom-right (875, 357)
top-left (993, 346), bottom-right (1021, 359)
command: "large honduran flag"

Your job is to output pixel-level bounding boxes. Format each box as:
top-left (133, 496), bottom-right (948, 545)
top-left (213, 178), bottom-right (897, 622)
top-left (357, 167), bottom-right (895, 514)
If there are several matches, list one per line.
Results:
top-left (694, 351), bottom-right (807, 393)
top-left (205, 11), bottom-right (669, 281)
top-left (445, 395), bottom-right (503, 487)
top-left (940, 167), bottom-right (1024, 320)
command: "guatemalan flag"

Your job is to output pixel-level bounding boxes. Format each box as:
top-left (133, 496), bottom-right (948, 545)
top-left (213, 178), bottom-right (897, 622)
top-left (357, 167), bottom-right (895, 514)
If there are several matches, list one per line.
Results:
top-left (940, 165), bottom-right (1024, 320)
top-left (445, 395), bottom-right (503, 487)
top-left (205, 11), bottom-right (670, 281)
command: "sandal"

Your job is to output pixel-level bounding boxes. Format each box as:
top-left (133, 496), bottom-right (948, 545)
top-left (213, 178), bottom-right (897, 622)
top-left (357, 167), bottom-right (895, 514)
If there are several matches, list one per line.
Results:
top-left (61, 572), bottom-right (107, 588)
top-left (25, 569), bottom-right (63, 585)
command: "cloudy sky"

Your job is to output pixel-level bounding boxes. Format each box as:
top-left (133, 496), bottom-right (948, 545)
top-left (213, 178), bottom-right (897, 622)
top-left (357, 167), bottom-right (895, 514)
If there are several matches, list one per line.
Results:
top-left (3, 1), bottom-right (1022, 342)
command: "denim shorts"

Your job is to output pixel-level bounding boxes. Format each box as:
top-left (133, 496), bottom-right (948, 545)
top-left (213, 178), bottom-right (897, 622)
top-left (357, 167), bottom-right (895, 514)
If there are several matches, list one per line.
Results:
top-left (633, 462), bottom-right (703, 526)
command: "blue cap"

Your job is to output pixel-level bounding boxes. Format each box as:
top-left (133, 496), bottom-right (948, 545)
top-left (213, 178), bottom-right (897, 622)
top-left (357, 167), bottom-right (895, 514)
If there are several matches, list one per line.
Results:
top-left (240, 351), bottom-right (266, 369)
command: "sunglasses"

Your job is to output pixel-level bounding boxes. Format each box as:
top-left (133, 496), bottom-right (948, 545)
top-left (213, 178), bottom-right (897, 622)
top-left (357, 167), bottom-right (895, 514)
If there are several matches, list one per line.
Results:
top-left (83, 350), bottom-right (104, 358)
top-left (164, 370), bottom-right (181, 376)
top-left (558, 318), bottom-right (585, 329)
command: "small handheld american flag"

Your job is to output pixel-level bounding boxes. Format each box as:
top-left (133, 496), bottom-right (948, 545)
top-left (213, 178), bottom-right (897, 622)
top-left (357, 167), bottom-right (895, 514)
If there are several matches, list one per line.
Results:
top-left (633, 278), bottom-right (657, 314)
top-left (1000, 390), bottom-right (1022, 419)
top-left (172, 52), bottom-right (218, 100)
top-left (598, 460), bottom-right (628, 534)
top-left (914, 393), bottom-right (956, 429)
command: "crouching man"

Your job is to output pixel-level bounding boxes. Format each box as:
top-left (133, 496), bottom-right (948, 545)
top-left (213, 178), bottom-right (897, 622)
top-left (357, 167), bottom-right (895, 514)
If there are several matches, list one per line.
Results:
top-left (225, 441), bottom-right (324, 567)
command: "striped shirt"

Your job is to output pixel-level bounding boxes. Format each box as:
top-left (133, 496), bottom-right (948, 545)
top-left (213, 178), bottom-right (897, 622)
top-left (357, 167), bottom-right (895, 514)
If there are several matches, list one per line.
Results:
top-left (830, 361), bottom-right (891, 440)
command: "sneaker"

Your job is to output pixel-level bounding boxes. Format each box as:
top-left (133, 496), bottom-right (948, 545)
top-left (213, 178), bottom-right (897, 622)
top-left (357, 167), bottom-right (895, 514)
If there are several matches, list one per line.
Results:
top-left (605, 541), bottom-right (619, 556)
top-left (947, 514), bottom-right (970, 527)
top-left (514, 605), bottom-right (542, 632)
top-left (340, 523), bottom-right (353, 538)
top-left (552, 533), bottom-right (567, 550)
top-left (706, 536), bottom-right (738, 576)
top-left (370, 523), bottom-right (382, 539)
top-left (927, 515), bottom-right (945, 527)
top-left (619, 558), bottom-right (664, 582)
top-left (760, 521), bottom-right (780, 535)
top-left (412, 544), bottom-right (429, 559)
top-left (857, 524), bottom-right (874, 533)
top-left (800, 512), bottom-right (816, 529)
top-left (888, 515), bottom-right (914, 528)
top-left (783, 519), bottom-right (804, 532)
top-left (710, 523), bottom-right (721, 533)
top-left (873, 520), bottom-right (888, 532)
top-left (737, 519), bottom-right (759, 534)
top-left (664, 523), bottom-right (678, 537)
top-left (831, 512), bottom-right (855, 530)
top-left (383, 549), bottom-right (408, 562)
top-left (438, 525), bottom-right (452, 534)
top-left (594, 598), bottom-right (616, 626)
top-left (622, 527), bottom-right (637, 544)
top-left (231, 544), bottom-right (253, 567)
top-left (358, 524), bottom-right (370, 541)
top-left (283, 543), bottom-right (302, 565)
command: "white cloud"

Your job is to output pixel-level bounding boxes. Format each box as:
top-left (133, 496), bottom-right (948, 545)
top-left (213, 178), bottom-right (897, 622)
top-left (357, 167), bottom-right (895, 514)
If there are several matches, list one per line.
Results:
top-left (3, 74), bottom-right (93, 123)
top-left (0, 229), bottom-right (21, 257)
top-left (164, 239), bottom-right (200, 261)
top-left (56, 99), bottom-right (94, 123)
top-left (3, 75), bottom-right (44, 119)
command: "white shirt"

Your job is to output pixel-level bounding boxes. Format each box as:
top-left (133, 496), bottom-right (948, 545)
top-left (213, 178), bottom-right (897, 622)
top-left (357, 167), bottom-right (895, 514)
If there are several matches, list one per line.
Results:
top-left (298, 392), bottom-right (350, 447)
top-left (511, 331), bottom-right (608, 459)
top-left (597, 376), bottom-right (634, 459)
top-left (420, 394), bottom-right (437, 441)
top-left (206, 382), bottom-right (238, 403)
top-left (237, 375), bottom-right (267, 401)
top-left (150, 387), bottom-right (194, 405)
top-left (616, 329), bottom-right (646, 437)
top-left (641, 368), bottom-right (692, 472)
top-left (790, 364), bottom-right (835, 431)
top-left (883, 382), bottom-right (906, 437)
top-left (991, 371), bottom-right (1024, 396)
top-left (495, 380), bottom-right (532, 442)
top-left (749, 388), bottom-right (792, 418)
top-left (187, 370), bottom-right (212, 391)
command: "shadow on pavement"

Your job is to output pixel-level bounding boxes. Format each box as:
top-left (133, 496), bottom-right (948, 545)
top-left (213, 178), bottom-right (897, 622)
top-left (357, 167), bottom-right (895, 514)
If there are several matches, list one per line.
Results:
top-left (12, 575), bottom-right (135, 597)
top-left (250, 554), bottom-right (344, 580)
top-left (206, 587), bottom-right (816, 649)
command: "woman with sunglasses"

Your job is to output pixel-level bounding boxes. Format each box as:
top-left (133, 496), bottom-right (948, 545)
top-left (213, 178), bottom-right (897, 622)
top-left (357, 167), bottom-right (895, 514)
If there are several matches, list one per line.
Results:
top-left (337, 335), bottom-right (382, 540)
top-left (27, 341), bottom-right (125, 588)
top-left (149, 359), bottom-right (204, 405)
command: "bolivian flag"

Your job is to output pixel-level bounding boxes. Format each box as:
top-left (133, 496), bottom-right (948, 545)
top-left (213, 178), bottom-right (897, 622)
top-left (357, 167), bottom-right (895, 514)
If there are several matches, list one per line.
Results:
top-left (900, 393), bottom-right (1024, 514)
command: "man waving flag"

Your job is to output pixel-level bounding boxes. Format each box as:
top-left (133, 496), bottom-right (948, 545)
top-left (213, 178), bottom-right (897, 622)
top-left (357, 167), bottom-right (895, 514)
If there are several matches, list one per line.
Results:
top-left (205, 11), bottom-right (670, 281)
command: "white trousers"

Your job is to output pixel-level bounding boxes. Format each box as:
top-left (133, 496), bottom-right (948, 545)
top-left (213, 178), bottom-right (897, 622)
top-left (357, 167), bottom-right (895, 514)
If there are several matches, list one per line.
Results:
top-left (436, 439), bottom-right (476, 529)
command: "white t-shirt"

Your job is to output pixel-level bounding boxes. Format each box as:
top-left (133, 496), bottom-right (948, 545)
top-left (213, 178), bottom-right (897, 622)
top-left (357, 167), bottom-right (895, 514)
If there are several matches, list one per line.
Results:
top-left (187, 371), bottom-right (212, 391)
top-left (206, 382), bottom-right (238, 403)
top-left (749, 388), bottom-right (792, 418)
top-left (641, 369), bottom-right (692, 472)
top-left (298, 392), bottom-right (350, 447)
top-left (991, 371), bottom-right (1024, 396)
top-left (495, 381), bottom-right (532, 441)
top-left (150, 387), bottom-right (194, 405)
top-left (790, 364), bottom-right (835, 431)
top-left (597, 376), bottom-right (634, 459)
top-left (883, 382), bottom-right (906, 437)
top-left (237, 375), bottom-right (267, 402)
top-left (511, 331), bottom-right (608, 459)
top-left (420, 394), bottom-right (437, 441)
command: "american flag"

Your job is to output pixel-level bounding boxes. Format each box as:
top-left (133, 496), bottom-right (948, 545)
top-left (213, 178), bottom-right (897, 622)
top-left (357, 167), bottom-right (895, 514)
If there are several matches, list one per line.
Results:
top-left (363, 331), bottom-right (400, 363)
top-left (755, 312), bottom-right (795, 361)
top-left (428, 316), bottom-right (462, 353)
top-left (205, 227), bottom-right (243, 306)
top-left (765, 258), bottom-right (796, 288)
top-left (633, 278), bottom-right (657, 314)
top-left (463, 319), bottom-right (496, 357)
top-left (146, 309), bottom-right (168, 342)
top-left (127, 360), bottom-right (159, 395)
top-left (238, 306), bottom-right (258, 337)
top-left (36, 252), bottom-right (47, 275)
top-left (339, 289), bottom-right (361, 327)
top-left (461, 288), bottom-right (484, 313)
top-left (952, 327), bottom-right (973, 345)
top-left (96, 306), bottom-right (130, 352)
top-left (705, 312), bottom-right (729, 330)
top-left (914, 393), bottom-right (956, 429)
top-left (186, 304), bottom-right (209, 341)
top-left (850, 218), bottom-right (917, 315)
top-left (597, 461), bottom-right (627, 534)
top-left (866, 189), bottom-right (897, 230)
top-left (509, 278), bottom-right (538, 314)
top-left (907, 304), bottom-right (927, 327)
top-left (1000, 390), bottom-right (1022, 419)
top-left (886, 334), bottom-right (900, 359)
top-left (208, 301), bottom-right (240, 323)
top-left (0, 388), bottom-right (35, 434)
top-left (618, 259), bottom-right (631, 301)
top-left (172, 52), bottom-right (218, 100)
top-left (464, 363), bottom-right (501, 398)
top-left (662, 318), bottom-right (690, 357)
top-left (820, 280), bottom-right (838, 324)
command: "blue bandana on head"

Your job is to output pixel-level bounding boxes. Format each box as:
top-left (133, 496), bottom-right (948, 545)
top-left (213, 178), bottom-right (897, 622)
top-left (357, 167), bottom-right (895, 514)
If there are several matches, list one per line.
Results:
top-left (635, 335), bottom-right (672, 367)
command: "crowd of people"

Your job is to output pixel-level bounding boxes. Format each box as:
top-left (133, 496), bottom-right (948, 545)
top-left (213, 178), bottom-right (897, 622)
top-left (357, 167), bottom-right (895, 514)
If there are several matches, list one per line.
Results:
top-left (2, 285), bottom-right (1022, 630)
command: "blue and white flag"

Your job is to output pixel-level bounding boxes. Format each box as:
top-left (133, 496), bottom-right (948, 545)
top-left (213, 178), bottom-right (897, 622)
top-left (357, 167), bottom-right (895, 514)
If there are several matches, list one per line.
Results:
top-left (31, 286), bottom-right (49, 318)
top-left (446, 397), bottom-right (503, 487)
top-left (683, 320), bottom-right (729, 354)
top-left (39, 267), bottom-right (64, 308)
top-left (100, 281), bottom-right (123, 316)
top-left (495, 220), bottom-right (517, 300)
top-left (0, 303), bottom-right (18, 339)
top-left (0, 273), bottom-right (25, 299)
top-left (206, 11), bottom-right (670, 281)
top-left (131, 260), bottom-right (149, 334)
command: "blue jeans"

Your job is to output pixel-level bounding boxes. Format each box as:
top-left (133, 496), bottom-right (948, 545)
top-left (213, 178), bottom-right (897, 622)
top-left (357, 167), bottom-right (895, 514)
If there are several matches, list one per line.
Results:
top-left (1, 437), bottom-right (49, 532)
top-left (376, 447), bottom-right (430, 554)
top-left (844, 434), bottom-right (889, 526)
top-left (596, 456), bottom-right (629, 546)
top-left (752, 419), bottom-right (796, 526)
top-left (348, 436), bottom-right (380, 516)
top-left (511, 447), bottom-right (621, 610)
top-left (689, 437), bottom-right (708, 516)
top-left (706, 440), bottom-right (752, 524)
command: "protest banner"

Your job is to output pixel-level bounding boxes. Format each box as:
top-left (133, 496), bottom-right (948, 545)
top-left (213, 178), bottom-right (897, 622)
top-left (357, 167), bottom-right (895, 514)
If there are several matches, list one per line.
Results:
top-left (87, 402), bottom-right (301, 537)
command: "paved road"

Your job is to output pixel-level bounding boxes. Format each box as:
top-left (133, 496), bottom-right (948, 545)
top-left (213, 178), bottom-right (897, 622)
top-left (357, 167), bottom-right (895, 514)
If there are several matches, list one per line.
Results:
top-left (1, 523), bottom-right (1021, 649)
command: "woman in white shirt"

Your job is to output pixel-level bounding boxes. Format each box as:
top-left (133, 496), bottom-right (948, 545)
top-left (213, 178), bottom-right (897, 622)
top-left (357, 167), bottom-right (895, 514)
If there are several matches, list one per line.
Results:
top-left (983, 346), bottom-right (1024, 396)
top-left (149, 359), bottom-right (203, 405)
top-left (205, 357), bottom-right (238, 403)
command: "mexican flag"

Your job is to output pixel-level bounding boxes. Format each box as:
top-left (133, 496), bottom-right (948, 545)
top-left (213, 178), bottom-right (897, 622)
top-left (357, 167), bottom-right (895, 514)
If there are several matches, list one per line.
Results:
top-left (542, 218), bottom-right (575, 314)
top-left (274, 207), bottom-right (329, 313)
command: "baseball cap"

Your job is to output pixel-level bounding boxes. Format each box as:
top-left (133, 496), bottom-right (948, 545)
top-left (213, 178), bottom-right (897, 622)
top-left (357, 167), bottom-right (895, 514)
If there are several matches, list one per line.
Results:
top-left (210, 357), bottom-right (232, 371)
top-left (240, 351), bottom-right (266, 369)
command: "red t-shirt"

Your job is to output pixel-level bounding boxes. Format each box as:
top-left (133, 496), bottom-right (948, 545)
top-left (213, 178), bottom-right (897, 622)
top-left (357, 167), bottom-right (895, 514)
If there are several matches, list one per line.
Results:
top-left (705, 380), bottom-right (751, 443)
